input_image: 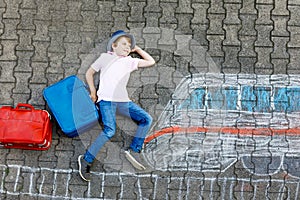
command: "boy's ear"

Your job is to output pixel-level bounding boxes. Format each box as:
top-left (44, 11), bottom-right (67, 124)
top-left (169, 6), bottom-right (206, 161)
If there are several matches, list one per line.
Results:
top-left (112, 43), bottom-right (117, 49)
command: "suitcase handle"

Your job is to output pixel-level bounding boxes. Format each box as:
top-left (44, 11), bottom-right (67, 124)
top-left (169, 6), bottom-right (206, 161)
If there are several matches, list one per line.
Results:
top-left (16, 103), bottom-right (35, 111)
top-left (0, 106), bottom-right (13, 109)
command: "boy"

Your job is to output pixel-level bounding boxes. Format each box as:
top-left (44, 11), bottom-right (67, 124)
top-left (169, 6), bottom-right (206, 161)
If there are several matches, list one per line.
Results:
top-left (78, 30), bottom-right (155, 181)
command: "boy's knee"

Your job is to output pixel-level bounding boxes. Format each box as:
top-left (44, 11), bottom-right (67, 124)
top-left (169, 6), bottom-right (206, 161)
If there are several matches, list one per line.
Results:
top-left (103, 126), bottom-right (116, 139)
top-left (140, 114), bottom-right (152, 125)
top-left (146, 114), bottom-right (153, 125)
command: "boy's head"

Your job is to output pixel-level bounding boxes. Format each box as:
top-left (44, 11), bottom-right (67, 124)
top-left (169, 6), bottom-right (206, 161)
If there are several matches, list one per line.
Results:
top-left (107, 30), bottom-right (136, 52)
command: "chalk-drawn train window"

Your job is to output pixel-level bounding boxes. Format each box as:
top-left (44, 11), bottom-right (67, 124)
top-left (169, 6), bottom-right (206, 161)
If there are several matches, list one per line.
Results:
top-left (177, 85), bottom-right (300, 113)
top-left (143, 73), bottom-right (300, 178)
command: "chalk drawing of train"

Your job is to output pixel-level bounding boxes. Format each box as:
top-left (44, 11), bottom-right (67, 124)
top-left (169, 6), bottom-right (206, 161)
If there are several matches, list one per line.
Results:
top-left (143, 73), bottom-right (300, 178)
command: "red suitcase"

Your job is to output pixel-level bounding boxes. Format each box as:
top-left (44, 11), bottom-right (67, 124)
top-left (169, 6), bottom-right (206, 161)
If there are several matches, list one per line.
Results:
top-left (0, 103), bottom-right (52, 150)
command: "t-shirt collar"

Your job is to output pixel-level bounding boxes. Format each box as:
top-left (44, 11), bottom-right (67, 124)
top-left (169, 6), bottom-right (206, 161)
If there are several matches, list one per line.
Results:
top-left (107, 51), bottom-right (127, 57)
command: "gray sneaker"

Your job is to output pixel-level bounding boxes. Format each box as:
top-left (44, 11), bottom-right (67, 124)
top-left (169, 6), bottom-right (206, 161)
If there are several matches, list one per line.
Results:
top-left (78, 155), bottom-right (91, 182)
top-left (124, 149), bottom-right (146, 170)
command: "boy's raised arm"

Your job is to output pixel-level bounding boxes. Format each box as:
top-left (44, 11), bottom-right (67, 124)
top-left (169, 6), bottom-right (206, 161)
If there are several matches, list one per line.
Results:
top-left (132, 45), bottom-right (155, 68)
top-left (85, 67), bottom-right (97, 102)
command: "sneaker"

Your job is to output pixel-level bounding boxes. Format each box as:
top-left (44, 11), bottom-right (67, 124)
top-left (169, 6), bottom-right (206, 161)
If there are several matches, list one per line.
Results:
top-left (78, 155), bottom-right (91, 182)
top-left (124, 149), bottom-right (146, 170)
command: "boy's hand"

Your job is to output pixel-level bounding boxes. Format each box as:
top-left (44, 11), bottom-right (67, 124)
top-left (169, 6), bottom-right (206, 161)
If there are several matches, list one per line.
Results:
top-left (90, 92), bottom-right (97, 103)
top-left (131, 45), bottom-right (156, 68)
top-left (131, 45), bottom-right (142, 53)
top-left (86, 67), bottom-right (97, 102)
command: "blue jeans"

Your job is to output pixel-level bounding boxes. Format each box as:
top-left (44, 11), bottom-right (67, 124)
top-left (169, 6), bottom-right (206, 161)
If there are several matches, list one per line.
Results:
top-left (84, 100), bottom-right (153, 163)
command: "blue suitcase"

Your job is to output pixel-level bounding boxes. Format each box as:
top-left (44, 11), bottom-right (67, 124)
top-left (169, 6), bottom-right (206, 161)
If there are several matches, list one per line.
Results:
top-left (43, 75), bottom-right (99, 137)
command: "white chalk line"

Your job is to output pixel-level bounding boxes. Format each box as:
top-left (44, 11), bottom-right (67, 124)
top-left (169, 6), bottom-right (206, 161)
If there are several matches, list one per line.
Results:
top-left (0, 164), bottom-right (300, 199)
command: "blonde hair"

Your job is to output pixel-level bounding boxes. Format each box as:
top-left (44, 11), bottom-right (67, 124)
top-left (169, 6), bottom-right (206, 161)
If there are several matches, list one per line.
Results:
top-left (112, 36), bottom-right (132, 47)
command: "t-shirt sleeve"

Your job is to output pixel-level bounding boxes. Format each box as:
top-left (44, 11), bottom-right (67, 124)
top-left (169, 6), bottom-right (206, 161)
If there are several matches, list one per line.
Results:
top-left (91, 54), bottom-right (104, 72)
top-left (129, 57), bottom-right (140, 72)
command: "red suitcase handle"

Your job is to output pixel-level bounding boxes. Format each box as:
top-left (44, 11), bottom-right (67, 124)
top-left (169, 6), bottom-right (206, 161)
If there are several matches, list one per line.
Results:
top-left (15, 103), bottom-right (35, 111)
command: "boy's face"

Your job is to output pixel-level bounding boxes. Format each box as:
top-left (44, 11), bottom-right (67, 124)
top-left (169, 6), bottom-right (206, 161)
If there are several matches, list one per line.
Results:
top-left (112, 36), bottom-right (132, 56)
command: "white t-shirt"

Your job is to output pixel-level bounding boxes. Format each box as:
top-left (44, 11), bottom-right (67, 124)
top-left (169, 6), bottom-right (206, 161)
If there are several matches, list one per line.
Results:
top-left (91, 52), bottom-right (140, 102)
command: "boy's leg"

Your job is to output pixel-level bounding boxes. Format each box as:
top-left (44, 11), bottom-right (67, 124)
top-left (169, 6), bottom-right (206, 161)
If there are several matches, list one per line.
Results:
top-left (118, 102), bottom-right (153, 170)
top-left (84, 101), bottom-right (117, 162)
top-left (79, 101), bottom-right (117, 181)
top-left (128, 102), bottom-right (152, 152)
top-left (118, 101), bottom-right (153, 151)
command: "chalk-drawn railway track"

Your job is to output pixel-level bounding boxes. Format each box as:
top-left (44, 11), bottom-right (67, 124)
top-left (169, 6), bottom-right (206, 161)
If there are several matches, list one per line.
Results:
top-left (1, 164), bottom-right (300, 199)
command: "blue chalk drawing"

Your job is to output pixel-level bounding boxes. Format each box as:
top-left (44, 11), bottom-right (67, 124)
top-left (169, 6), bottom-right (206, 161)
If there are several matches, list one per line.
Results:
top-left (274, 87), bottom-right (288, 112)
top-left (179, 86), bottom-right (300, 113)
